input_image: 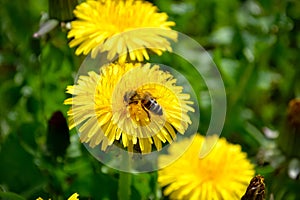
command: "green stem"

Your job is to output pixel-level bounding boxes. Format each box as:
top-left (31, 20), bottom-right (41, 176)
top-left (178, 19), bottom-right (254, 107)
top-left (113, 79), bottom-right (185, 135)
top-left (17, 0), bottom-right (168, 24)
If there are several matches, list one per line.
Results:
top-left (118, 172), bottom-right (132, 200)
top-left (118, 155), bottom-right (132, 200)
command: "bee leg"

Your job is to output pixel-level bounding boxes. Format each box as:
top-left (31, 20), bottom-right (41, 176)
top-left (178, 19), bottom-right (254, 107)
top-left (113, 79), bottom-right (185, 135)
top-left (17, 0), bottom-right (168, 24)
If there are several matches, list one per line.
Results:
top-left (141, 106), bottom-right (151, 121)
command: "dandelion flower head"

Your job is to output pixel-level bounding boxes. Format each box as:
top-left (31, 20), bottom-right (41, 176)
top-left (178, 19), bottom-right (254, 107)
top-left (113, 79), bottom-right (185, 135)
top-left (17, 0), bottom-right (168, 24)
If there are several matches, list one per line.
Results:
top-left (36, 193), bottom-right (79, 200)
top-left (158, 134), bottom-right (255, 200)
top-left (64, 62), bottom-right (194, 154)
top-left (68, 0), bottom-right (177, 62)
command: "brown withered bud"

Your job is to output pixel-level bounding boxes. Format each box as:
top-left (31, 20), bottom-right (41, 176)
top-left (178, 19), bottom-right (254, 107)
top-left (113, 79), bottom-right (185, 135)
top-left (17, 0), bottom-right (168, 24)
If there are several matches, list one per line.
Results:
top-left (287, 99), bottom-right (300, 128)
top-left (241, 175), bottom-right (266, 200)
top-left (277, 98), bottom-right (300, 158)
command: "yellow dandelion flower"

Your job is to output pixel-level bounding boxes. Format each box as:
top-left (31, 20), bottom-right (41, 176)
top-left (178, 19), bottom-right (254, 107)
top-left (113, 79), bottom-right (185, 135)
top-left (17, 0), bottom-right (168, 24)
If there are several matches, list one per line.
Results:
top-left (67, 193), bottom-right (79, 200)
top-left (158, 134), bottom-right (255, 200)
top-left (68, 0), bottom-right (177, 62)
top-left (36, 193), bottom-right (79, 200)
top-left (64, 62), bottom-right (194, 154)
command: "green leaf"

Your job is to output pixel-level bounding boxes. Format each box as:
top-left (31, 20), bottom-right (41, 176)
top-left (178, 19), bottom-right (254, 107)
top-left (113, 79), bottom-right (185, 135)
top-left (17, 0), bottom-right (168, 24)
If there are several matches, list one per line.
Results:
top-left (0, 191), bottom-right (26, 200)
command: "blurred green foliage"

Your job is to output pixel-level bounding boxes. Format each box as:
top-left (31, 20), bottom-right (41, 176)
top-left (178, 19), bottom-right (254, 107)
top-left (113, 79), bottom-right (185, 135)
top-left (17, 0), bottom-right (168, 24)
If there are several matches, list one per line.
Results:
top-left (0, 0), bottom-right (299, 199)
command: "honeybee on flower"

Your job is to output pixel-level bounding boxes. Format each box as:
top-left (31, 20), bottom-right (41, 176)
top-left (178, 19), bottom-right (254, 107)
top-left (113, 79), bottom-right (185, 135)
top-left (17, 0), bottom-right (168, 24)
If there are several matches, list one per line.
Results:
top-left (64, 62), bottom-right (194, 154)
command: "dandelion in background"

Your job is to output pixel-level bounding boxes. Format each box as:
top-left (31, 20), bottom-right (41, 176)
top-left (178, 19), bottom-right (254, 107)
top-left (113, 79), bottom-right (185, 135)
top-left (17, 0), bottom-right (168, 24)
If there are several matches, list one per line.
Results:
top-left (67, 193), bottom-right (79, 200)
top-left (68, 0), bottom-right (177, 62)
top-left (64, 62), bottom-right (194, 154)
top-left (36, 193), bottom-right (79, 200)
top-left (158, 134), bottom-right (255, 200)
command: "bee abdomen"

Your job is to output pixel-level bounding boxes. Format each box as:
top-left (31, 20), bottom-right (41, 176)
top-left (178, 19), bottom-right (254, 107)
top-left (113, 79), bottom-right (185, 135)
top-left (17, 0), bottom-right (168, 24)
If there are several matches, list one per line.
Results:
top-left (144, 99), bottom-right (163, 116)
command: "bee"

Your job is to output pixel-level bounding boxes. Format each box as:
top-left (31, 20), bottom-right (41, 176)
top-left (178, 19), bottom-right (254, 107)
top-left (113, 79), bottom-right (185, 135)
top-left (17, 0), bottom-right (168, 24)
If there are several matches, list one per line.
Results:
top-left (123, 90), bottom-right (163, 119)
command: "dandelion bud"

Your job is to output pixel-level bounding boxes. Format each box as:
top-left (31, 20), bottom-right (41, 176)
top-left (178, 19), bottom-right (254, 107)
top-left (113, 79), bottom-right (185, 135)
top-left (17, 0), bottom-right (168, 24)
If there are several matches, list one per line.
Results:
top-left (278, 98), bottom-right (300, 158)
top-left (48, 0), bottom-right (78, 22)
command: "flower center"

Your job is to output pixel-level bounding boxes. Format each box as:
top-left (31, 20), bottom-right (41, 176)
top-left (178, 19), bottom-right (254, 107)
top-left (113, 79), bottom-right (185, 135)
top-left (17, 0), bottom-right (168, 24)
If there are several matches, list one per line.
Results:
top-left (123, 89), bottom-right (164, 127)
top-left (197, 158), bottom-right (225, 182)
top-left (124, 90), bottom-right (153, 126)
top-left (128, 103), bottom-right (151, 126)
